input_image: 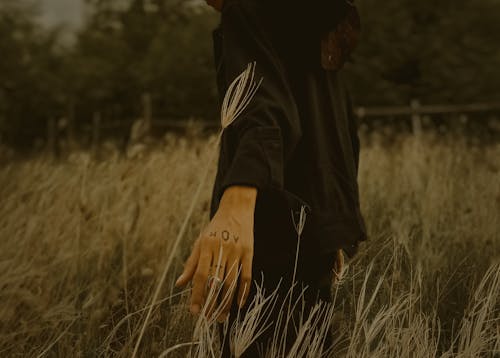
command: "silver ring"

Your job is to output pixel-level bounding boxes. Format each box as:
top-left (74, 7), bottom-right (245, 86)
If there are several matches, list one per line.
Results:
top-left (207, 275), bottom-right (223, 289)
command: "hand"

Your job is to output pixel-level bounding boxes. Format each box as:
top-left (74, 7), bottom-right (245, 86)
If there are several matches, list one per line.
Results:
top-left (175, 186), bottom-right (257, 322)
top-left (206, 0), bottom-right (224, 11)
top-left (332, 249), bottom-right (345, 285)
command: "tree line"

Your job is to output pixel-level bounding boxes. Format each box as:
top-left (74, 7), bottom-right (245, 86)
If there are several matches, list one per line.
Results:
top-left (1, 0), bottom-right (499, 149)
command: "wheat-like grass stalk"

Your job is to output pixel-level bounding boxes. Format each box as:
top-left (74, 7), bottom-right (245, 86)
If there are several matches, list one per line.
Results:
top-left (132, 62), bottom-right (263, 357)
top-left (2, 134), bottom-right (499, 357)
top-left (182, 261), bottom-right (281, 357)
top-left (222, 265), bottom-right (336, 358)
top-left (221, 62), bottom-right (263, 129)
top-left (253, 206), bottom-right (308, 357)
top-left (158, 341), bottom-right (200, 358)
top-left (453, 263), bottom-right (500, 357)
top-left (269, 287), bottom-right (315, 357)
top-left (103, 289), bottom-right (190, 355)
top-left (285, 301), bottom-right (337, 358)
top-left (282, 205), bottom-right (308, 351)
top-left (230, 275), bottom-right (282, 357)
top-left (189, 251), bottom-right (240, 357)
top-left (35, 319), bottom-right (77, 358)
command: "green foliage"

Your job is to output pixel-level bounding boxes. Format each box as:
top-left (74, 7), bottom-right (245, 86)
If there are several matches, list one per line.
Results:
top-left (70, 0), bottom-right (219, 125)
top-left (1, 0), bottom-right (500, 148)
top-left (345, 0), bottom-right (500, 105)
top-left (0, 1), bottom-right (66, 146)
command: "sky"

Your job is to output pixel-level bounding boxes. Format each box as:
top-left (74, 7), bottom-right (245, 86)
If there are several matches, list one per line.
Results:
top-left (39, 0), bottom-right (85, 29)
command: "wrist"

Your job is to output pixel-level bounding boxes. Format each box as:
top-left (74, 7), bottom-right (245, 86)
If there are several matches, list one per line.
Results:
top-left (219, 185), bottom-right (257, 211)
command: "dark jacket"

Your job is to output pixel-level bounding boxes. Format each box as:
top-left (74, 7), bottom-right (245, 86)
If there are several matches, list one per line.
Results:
top-left (209, 0), bottom-right (367, 259)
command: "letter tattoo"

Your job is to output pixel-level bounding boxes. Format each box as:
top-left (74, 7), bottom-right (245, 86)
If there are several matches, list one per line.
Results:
top-left (222, 230), bottom-right (230, 241)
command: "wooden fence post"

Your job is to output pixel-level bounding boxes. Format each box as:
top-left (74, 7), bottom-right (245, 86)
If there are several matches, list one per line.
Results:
top-left (355, 107), bottom-right (366, 120)
top-left (142, 93), bottom-right (152, 136)
top-left (410, 99), bottom-right (422, 137)
top-left (47, 118), bottom-right (57, 157)
top-left (92, 112), bottom-right (101, 157)
top-left (67, 99), bottom-right (76, 149)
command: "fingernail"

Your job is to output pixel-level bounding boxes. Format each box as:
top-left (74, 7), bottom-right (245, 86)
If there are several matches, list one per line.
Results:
top-left (175, 275), bottom-right (183, 285)
top-left (190, 304), bottom-right (200, 315)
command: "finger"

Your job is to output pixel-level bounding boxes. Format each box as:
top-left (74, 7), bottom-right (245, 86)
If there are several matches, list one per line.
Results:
top-left (175, 240), bottom-right (201, 287)
top-left (333, 250), bottom-right (345, 284)
top-left (206, 259), bottom-right (226, 319)
top-left (338, 250), bottom-right (345, 275)
top-left (237, 251), bottom-right (253, 308)
top-left (205, 246), bottom-right (227, 320)
top-left (190, 245), bottom-right (212, 315)
top-left (217, 256), bottom-right (240, 322)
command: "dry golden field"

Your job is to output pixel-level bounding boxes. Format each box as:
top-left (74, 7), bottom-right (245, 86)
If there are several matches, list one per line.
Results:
top-left (0, 133), bottom-right (499, 357)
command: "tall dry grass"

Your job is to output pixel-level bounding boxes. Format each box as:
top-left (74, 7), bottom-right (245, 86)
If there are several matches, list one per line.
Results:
top-left (0, 133), bottom-right (499, 357)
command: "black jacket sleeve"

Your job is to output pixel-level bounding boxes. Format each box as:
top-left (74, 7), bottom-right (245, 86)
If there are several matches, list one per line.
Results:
top-left (212, 0), bottom-right (304, 206)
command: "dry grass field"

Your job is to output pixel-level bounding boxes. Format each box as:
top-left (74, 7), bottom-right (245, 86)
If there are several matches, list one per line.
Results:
top-left (0, 133), bottom-right (499, 357)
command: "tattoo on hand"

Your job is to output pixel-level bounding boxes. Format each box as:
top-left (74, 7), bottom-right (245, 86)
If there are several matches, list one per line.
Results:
top-left (209, 230), bottom-right (240, 243)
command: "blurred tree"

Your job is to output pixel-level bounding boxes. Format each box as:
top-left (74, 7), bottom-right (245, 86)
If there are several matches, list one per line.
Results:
top-left (70, 0), bottom-right (219, 126)
top-left (345, 0), bottom-right (500, 105)
top-left (0, 1), bottom-right (66, 147)
top-left (1, 0), bottom-right (499, 149)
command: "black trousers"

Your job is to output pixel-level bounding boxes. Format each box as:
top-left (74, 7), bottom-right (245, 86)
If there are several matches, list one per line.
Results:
top-left (218, 192), bottom-right (337, 357)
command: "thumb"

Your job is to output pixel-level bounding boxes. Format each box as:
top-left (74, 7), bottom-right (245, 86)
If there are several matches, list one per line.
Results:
top-left (334, 249), bottom-right (345, 280)
top-left (175, 240), bottom-right (201, 287)
top-left (331, 250), bottom-right (343, 286)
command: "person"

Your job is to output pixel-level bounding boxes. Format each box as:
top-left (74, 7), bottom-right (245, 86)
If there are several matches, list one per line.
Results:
top-left (175, 0), bottom-right (367, 355)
